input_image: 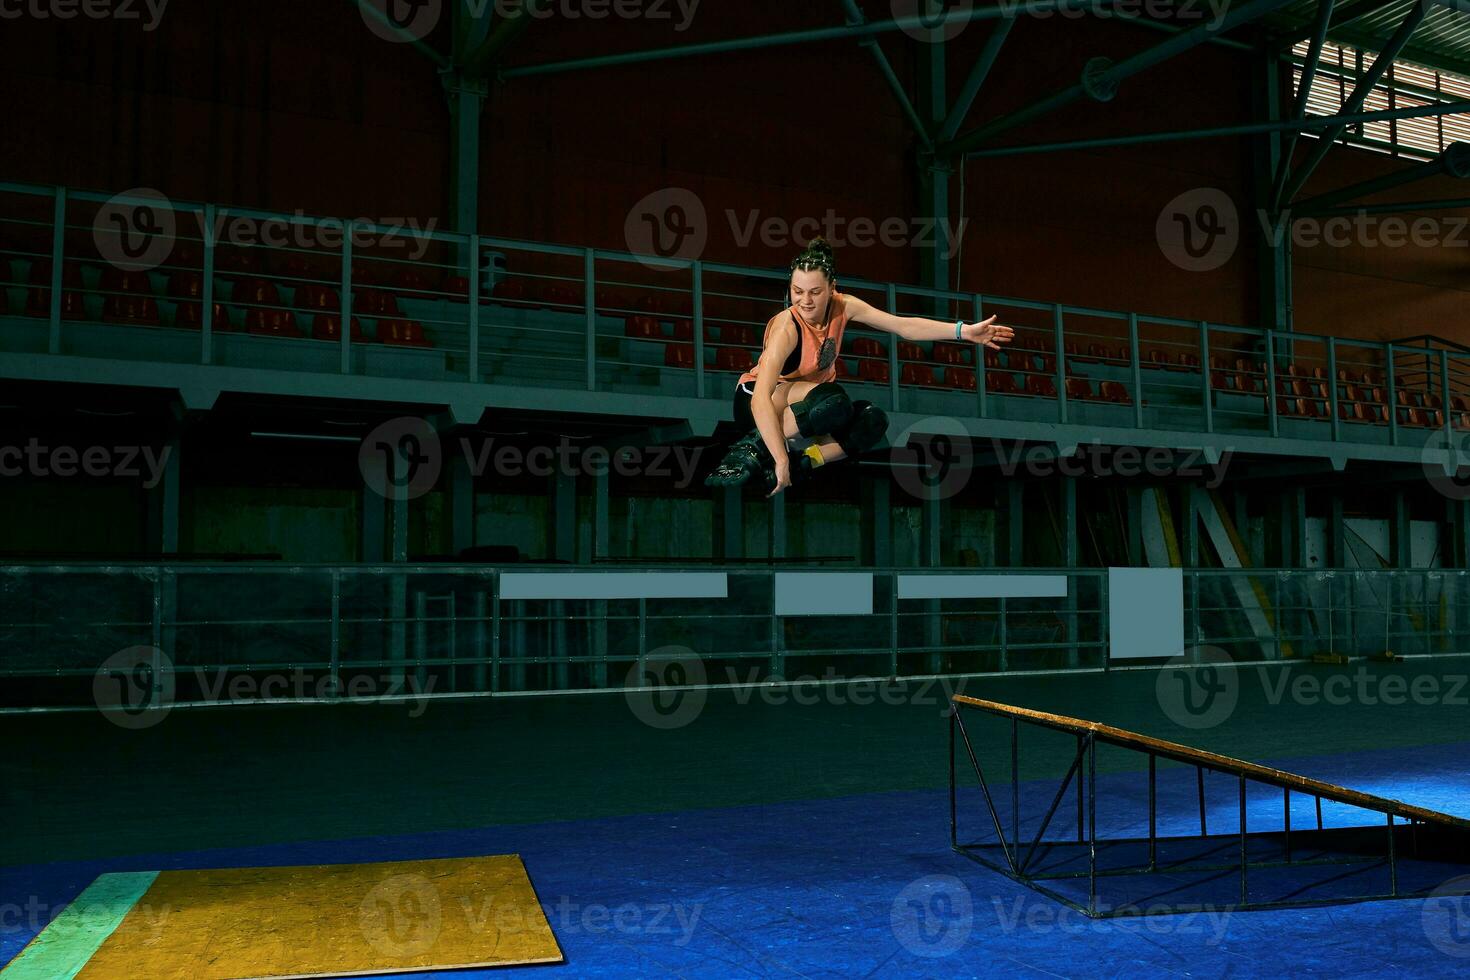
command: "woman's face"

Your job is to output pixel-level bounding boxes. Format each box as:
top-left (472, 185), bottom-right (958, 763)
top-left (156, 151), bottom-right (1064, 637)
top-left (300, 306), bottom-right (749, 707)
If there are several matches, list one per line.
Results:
top-left (790, 269), bottom-right (833, 323)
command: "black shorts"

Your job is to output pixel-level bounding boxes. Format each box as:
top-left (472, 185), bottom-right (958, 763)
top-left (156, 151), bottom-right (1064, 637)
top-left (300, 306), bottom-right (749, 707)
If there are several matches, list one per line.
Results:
top-left (732, 382), bottom-right (756, 431)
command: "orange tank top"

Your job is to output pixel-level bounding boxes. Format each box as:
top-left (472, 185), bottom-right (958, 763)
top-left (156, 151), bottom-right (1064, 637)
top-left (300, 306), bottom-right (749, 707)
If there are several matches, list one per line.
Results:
top-left (737, 292), bottom-right (849, 389)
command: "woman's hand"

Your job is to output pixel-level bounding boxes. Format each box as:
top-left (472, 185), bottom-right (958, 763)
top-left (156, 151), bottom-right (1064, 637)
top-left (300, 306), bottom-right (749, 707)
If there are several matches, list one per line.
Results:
top-left (961, 315), bottom-right (1016, 350)
top-left (768, 455), bottom-right (792, 497)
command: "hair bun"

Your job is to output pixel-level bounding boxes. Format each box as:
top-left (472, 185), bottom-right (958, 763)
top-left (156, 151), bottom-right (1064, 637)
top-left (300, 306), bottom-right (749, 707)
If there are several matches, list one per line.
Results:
top-left (790, 237), bottom-right (837, 280)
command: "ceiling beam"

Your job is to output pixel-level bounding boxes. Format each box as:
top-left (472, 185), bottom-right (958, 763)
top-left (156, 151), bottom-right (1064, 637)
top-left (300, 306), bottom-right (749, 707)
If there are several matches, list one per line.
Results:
top-left (943, 0), bottom-right (1297, 156)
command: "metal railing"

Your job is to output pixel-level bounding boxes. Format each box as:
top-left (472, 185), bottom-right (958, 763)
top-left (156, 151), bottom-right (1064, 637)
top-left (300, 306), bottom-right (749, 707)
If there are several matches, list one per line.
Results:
top-left (1, 181), bottom-right (1467, 449)
top-left (1, 563), bottom-right (1465, 711)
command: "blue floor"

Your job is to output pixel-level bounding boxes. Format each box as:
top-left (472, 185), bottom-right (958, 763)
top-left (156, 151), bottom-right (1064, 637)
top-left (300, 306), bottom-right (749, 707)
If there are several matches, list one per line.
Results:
top-left (4, 741), bottom-right (1470, 978)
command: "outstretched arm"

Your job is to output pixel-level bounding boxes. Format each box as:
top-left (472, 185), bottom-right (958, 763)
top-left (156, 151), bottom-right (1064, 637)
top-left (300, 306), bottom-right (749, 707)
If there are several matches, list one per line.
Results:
top-left (845, 294), bottom-right (1015, 349)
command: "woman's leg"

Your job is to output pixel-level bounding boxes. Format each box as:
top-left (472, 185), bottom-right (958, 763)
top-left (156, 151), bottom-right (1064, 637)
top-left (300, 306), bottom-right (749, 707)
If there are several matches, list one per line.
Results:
top-left (781, 381), bottom-right (848, 462)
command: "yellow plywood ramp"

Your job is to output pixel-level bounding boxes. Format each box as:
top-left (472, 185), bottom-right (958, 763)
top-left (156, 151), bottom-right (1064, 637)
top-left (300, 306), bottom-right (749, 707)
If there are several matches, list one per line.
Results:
top-left (5, 855), bottom-right (562, 980)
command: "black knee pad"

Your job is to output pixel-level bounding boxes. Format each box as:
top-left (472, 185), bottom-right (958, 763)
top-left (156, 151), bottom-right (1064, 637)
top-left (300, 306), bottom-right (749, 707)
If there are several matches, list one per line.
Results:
top-left (834, 401), bottom-right (889, 456)
top-left (791, 382), bottom-right (854, 438)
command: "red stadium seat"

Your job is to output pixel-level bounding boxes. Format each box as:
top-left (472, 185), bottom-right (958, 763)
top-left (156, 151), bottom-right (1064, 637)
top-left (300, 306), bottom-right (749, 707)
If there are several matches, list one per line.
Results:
top-left (632, 293), bottom-right (665, 315)
top-left (379, 318), bottom-right (432, 347)
top-left (103, 293), bottom-right (160, 326)
top-left (24, 260), bottom-right (86, 319)
top-left (1099, 381), bottom-right (1132, 405)
top-left (311, 314), bottom-right (367, 343)
top-left (986, 371), bottom-right (1020, 395)
top-left (245, 307), bottom-right (302, 338)
top-left (174, 301), bottom-right (234, 332)
top-left (356, 287), bottom-right (400, 316)
top-left (714, 346), bottom-right (751, 372)
top-left (1065, 377), bottom-right (1096, 401)
top-left (544, 282), bottom-right (581, 308)
top-left (392, 266), bottom-right (433, 297)
top-left (900, 363), bottom-right (941, 387)
top-left (1025, 374), bottom-right (1057, 398)
top-left (664, 343), bottom-right (695, 369)
top-left (232, 277), bottom-right (282, 308)
top-left (858, 358), bottom-right (890, 384)
top-left (167, 269), bottom-right (204, 302)
top-left (669, 318), bottom-right (693, 341)
top-left (847, 337), bottom-right (884, 359)
top-left (296, 283), bottom-right (339, 311)
top-left (946, 367), bottom-right (976, 391)
top-left (897, 340), bottom-right (924, 362)
top-left (932, 342), bottom-right (969, 365)
top-left (625, 315), bottom-right (661, 340)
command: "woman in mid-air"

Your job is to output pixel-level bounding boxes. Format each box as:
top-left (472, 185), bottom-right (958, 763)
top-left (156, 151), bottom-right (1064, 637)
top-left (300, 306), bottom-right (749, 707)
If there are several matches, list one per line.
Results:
top-left (706, 237), bottom-right (1015, 495)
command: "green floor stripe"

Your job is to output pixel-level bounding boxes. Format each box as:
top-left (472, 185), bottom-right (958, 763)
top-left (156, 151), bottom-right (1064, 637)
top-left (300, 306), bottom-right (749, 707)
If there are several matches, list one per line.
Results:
top-left (0, 871), bottom-right (158, 980)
